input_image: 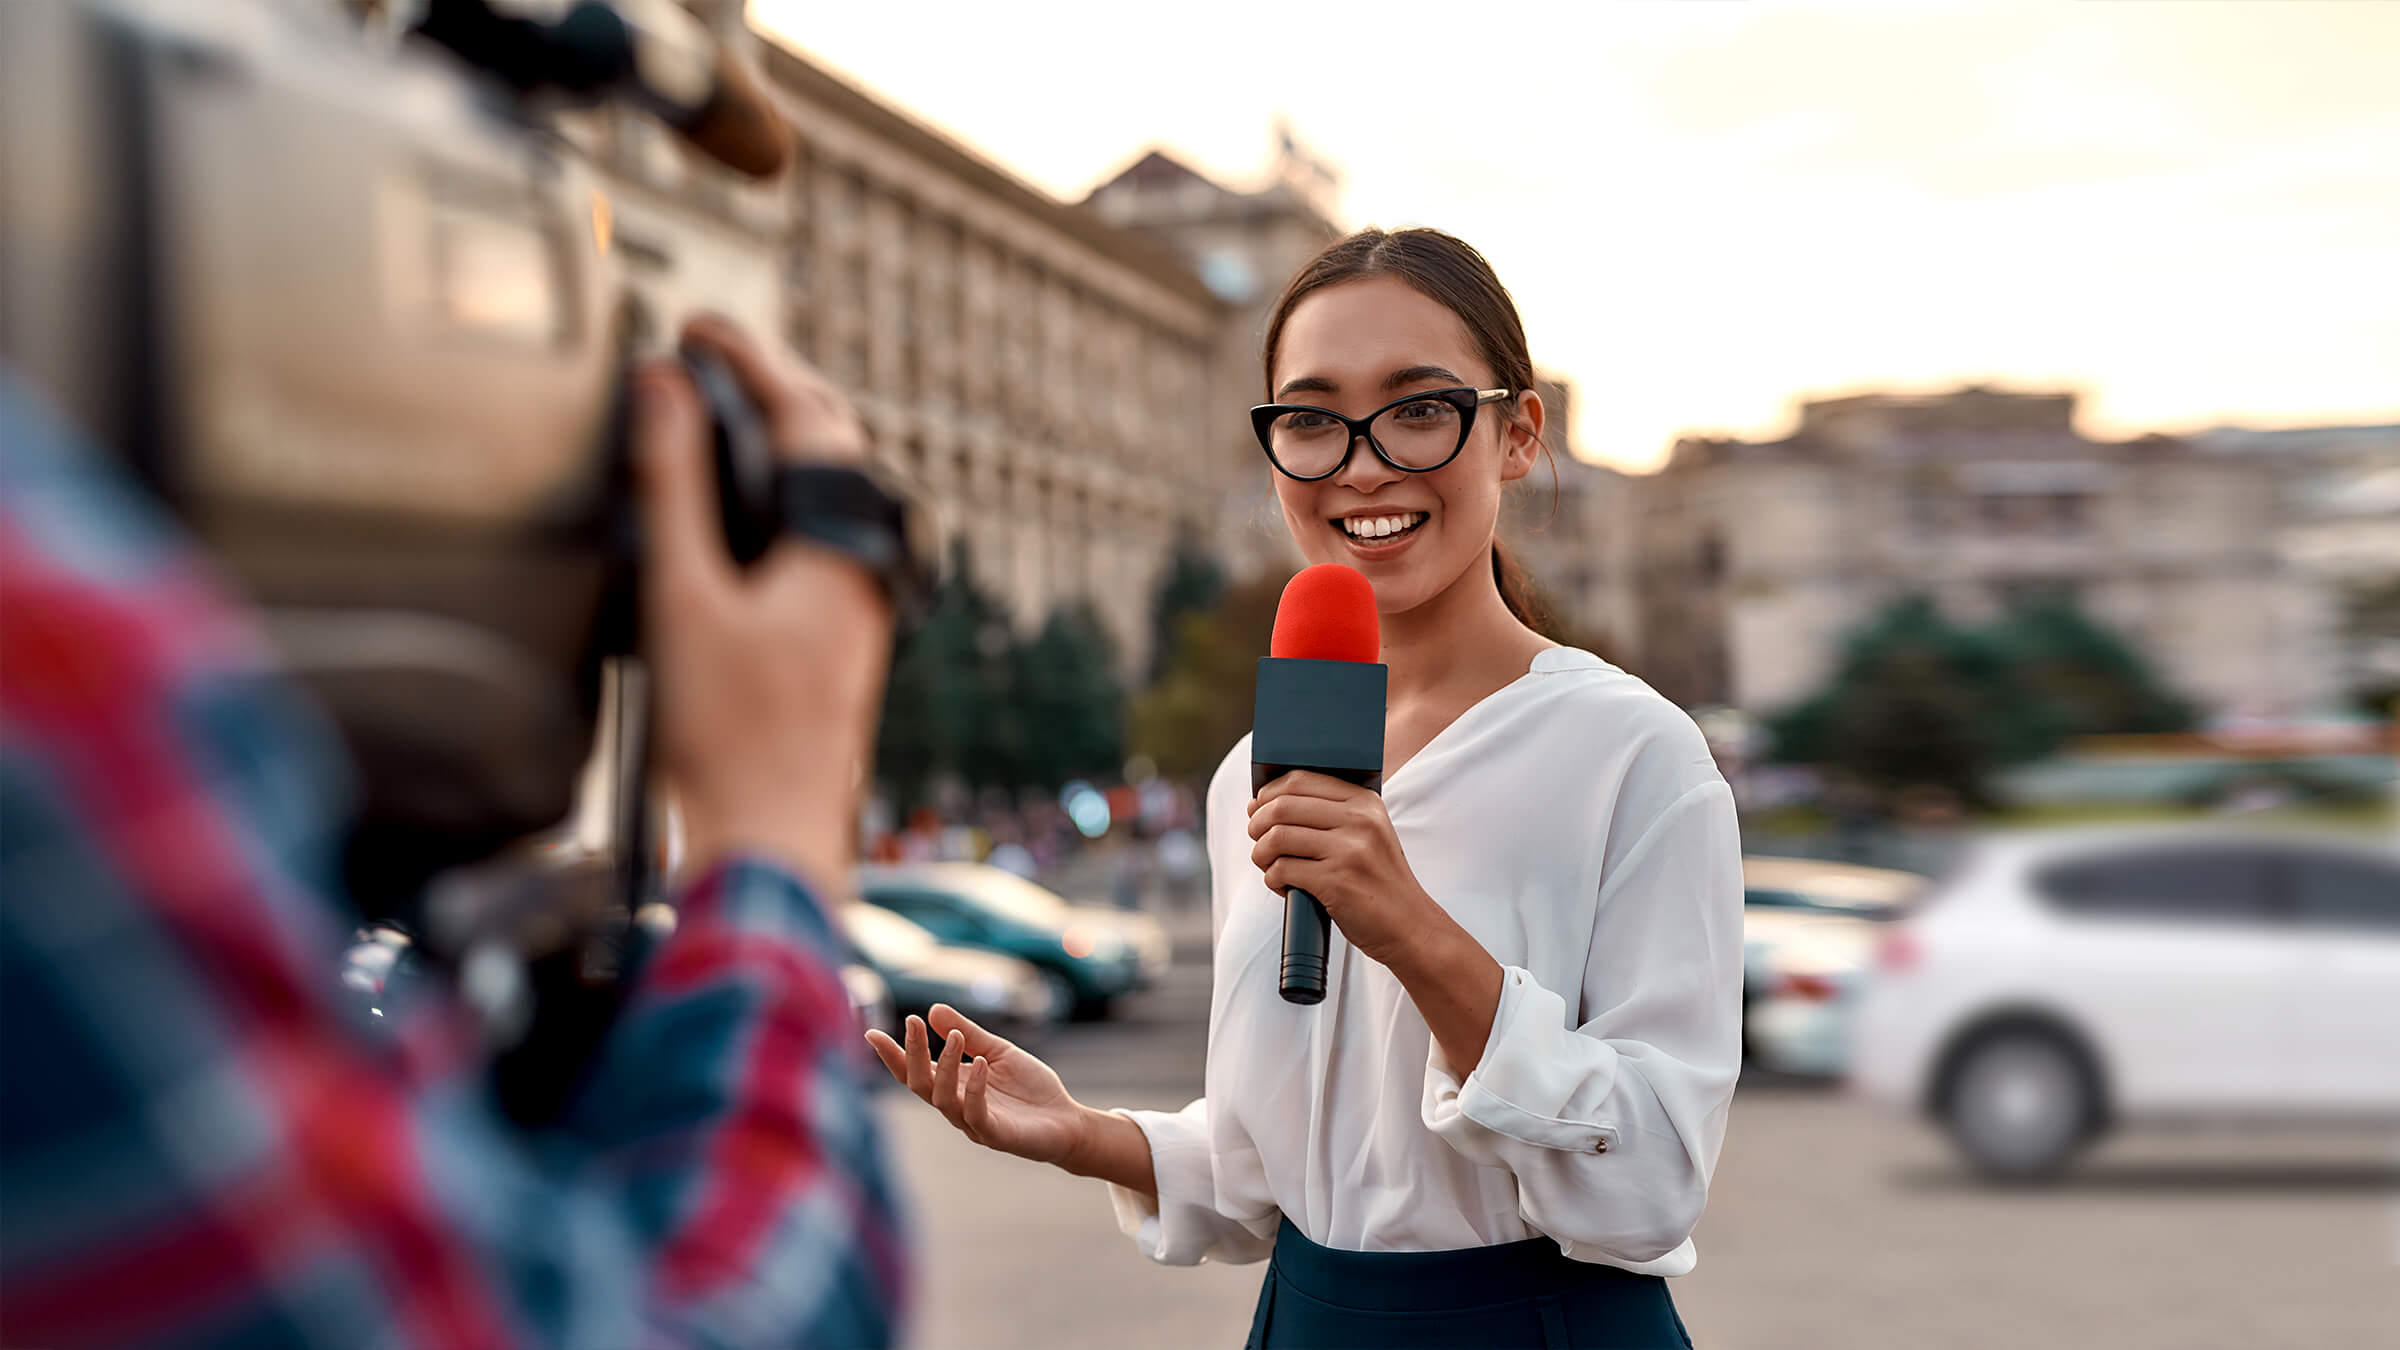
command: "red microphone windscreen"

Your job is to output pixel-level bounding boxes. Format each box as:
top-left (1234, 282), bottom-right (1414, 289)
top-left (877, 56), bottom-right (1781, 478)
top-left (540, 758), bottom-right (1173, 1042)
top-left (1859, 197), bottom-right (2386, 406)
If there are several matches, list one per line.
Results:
top-left (1271, 564), bottom-right (1380, 663)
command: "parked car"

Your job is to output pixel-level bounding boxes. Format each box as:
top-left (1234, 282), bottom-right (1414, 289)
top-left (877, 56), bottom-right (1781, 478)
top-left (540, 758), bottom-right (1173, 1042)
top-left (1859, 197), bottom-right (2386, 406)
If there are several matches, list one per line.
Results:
top-left (1741, 857), bottom-right (1923, 1075)
top-left (857, 863), bottom-right (1169, 1020)
top-left (841, 902), bottom-right (1066, 1028)
top-left (1850, 826), bottom-right (2400, 1179)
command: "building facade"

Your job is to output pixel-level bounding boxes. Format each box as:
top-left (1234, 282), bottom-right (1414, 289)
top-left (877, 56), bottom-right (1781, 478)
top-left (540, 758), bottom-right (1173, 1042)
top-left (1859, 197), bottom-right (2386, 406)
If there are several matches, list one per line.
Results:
top-left (1633, 387), bottom-right (2327, 721)
top-left (1083, 146), bottom-right (1344, 581)
top-left (1498, 377), bottom-right (1644, 658)
top-left (583, 14), bottom-right (1228, 675)
top-left (2192, 422), bottom-right (2400, 714)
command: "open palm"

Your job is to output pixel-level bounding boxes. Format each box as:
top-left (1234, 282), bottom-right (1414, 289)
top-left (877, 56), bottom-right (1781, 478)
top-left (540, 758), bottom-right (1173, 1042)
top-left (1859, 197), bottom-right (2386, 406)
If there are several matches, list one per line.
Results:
top-left (865, 1004), bottom-right (1086, 1166)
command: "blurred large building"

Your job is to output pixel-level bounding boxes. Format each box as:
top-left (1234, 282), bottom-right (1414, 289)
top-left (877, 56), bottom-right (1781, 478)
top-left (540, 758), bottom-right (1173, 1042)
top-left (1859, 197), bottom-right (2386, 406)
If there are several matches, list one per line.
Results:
top-left (585, 7), bottom-right (1227, 674)
top-left (588, 9), bottom-right (1648, 671)
top-left (2191, 422), bottom-right (2400, 713)
top-left (1633, 387), bottom-right (2330, 721)
top-left (1498, 379), bottom-right (1644, 657)
top-left (1083, 139), bottom-right (1343, 580)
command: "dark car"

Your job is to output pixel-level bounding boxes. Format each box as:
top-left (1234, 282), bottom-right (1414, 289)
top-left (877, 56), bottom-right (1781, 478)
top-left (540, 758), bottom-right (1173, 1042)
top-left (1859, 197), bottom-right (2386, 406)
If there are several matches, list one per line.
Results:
top-left (856, 863), bottom-right (1163, 1020)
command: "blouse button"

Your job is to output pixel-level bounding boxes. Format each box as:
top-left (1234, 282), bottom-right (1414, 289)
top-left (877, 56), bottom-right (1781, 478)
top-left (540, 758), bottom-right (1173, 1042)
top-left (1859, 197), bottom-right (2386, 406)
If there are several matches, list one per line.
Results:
top-left (1593, 1138), bottom-right (1610, 1154)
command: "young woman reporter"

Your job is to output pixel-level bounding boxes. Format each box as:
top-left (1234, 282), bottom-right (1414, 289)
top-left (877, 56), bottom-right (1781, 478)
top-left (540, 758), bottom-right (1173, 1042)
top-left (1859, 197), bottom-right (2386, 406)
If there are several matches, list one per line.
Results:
top-left (867, 228), bottom-right (1742, 1349)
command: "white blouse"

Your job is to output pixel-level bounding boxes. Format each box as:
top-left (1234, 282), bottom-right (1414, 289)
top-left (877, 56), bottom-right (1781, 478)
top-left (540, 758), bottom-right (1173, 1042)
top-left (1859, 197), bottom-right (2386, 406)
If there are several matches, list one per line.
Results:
top-left (1105, 648), bottom-right (1744, 1277)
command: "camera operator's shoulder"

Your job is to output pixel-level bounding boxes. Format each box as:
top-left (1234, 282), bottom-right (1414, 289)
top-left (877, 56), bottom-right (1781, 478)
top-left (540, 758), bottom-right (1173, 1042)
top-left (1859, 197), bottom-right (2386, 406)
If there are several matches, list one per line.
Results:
top-left (1525, 648), bottom-right (1720, 785)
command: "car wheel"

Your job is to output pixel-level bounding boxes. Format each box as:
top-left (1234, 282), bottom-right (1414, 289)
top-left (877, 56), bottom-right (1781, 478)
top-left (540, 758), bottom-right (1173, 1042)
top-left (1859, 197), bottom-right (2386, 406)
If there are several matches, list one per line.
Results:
top-left (1035, 968), bottom-right (1078, 1024)
top-left (1941, 1027), bottom-right (2100, 1181)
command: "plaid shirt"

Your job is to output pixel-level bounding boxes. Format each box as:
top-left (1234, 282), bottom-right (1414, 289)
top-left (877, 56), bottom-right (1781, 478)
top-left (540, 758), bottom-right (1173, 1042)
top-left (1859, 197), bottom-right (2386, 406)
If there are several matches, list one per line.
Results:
top-left (0, 377), bottom-right (910, 1348)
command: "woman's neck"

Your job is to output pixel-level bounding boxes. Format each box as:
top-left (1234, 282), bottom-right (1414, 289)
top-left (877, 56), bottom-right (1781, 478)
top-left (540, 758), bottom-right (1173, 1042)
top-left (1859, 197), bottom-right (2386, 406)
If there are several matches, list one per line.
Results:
top-left (1378, 552), bottom-right (1552, 708)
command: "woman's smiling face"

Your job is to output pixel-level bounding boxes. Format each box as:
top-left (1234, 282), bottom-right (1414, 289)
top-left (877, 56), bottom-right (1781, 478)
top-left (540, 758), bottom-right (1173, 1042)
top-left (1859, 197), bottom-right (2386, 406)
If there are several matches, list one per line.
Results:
top-left (1265, 275), bottom-right (1539, 616)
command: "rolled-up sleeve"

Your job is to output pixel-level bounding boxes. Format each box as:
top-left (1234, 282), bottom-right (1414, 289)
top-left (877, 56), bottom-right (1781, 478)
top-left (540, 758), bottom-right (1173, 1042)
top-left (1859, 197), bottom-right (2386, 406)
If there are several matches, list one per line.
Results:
top-left (1104, 1098), bottom-right (1280, 1266)
top-left (1421, 779), bottom-right (1743, 1274)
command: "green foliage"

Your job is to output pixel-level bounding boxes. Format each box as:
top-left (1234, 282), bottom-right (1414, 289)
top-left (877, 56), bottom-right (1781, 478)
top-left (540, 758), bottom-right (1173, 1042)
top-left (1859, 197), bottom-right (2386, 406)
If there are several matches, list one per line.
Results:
top-left (1768, 593), bottom-right (2206, 809)
top-left (1129, 572), bottom-right (1283, 781)
top-left (2339, 577), bottom-right (2400, 719)
top-left (1017, 603), bottom-right (1124, 790)
top-left (1768, 596), bottom-right (2059, 809)
top-left (1147, 532), bottom-right (1226, 685)
top-left (1986, 601), bottom-right (2197, 737)
top-left (875, 539), bottom-right (1126, 812)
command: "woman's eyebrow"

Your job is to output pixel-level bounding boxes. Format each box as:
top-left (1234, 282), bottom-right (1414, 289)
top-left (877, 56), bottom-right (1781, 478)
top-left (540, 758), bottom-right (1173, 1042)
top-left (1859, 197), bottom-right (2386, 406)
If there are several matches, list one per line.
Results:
top-left (1274, 365), bottom-right (1466, 400)
top-left (1382, 364), bottom-right (1464, 391)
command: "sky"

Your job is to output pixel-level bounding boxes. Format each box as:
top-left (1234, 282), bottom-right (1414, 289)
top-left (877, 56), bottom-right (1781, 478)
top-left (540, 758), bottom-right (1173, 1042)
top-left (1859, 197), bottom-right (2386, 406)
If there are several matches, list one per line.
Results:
top-left (748, 0), bottom-right (2400, 473)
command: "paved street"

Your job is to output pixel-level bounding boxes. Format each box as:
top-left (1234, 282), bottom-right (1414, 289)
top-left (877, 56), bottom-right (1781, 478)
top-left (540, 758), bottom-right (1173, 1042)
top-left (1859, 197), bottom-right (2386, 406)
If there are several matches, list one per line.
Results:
top-left (877, 923), bottom-right (2400, 1349)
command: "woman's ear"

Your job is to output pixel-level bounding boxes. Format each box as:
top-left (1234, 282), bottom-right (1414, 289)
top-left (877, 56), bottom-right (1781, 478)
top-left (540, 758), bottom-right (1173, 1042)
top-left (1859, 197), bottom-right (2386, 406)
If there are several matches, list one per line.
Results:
top-left (1498, 388), bottom-right (1545, 484)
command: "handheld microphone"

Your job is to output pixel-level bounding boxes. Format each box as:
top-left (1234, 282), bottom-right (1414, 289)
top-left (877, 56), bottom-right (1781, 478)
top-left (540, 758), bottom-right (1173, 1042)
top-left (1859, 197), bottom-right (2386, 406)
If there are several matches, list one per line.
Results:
top-left (1253, 565), bottom-right (1386, 1006)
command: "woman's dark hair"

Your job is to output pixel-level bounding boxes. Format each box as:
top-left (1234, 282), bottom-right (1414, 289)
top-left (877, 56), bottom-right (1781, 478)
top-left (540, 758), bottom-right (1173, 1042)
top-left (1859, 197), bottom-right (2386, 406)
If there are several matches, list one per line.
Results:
top-left (1259, 227), bottom-right (1554, 631)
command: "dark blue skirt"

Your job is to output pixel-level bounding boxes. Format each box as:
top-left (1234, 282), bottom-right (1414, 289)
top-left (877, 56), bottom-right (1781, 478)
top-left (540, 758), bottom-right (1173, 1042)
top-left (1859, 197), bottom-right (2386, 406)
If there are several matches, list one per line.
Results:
top-left (1244, 1224), bottom-right (1693, 1350)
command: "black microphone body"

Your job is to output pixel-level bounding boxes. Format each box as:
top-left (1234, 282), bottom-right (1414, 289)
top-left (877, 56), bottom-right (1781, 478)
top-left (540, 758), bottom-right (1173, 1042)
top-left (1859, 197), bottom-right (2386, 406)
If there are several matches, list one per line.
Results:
top-left (1252, 655), bottom-right (1387, 1005)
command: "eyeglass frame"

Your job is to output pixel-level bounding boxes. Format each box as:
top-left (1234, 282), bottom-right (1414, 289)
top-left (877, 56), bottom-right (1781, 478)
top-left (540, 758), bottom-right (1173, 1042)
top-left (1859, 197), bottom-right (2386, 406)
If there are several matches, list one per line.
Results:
top-left (1248, 387), bottom-right (1516, 482)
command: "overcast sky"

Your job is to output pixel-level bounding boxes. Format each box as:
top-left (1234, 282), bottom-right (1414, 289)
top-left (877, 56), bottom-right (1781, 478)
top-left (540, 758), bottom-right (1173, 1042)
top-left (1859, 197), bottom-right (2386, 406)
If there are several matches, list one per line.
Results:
top-left (750, 0), bottom-right (2400, 472)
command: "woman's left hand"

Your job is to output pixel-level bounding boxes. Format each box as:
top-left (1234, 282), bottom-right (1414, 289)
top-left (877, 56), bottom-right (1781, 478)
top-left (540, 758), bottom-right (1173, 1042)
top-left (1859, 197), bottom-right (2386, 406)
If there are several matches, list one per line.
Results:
top-left (1247, 772), bottom-right (1438, 968)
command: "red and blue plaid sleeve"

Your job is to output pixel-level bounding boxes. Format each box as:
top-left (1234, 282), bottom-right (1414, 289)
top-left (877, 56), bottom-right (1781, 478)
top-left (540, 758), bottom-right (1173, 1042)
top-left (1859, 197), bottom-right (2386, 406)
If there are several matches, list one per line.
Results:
top-left (0, 377), bottom-right (910, 1349)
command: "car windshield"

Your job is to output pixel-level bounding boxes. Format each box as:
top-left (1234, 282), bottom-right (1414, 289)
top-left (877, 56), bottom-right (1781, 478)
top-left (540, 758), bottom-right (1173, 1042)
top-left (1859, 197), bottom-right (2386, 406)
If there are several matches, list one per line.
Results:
top-left (844, 904), bottom-right (942, 964)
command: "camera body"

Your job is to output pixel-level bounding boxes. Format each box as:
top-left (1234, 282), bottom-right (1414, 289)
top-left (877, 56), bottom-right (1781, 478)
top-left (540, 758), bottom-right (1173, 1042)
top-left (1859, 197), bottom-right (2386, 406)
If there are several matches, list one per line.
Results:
top-left (2, 0), bottom-right (661, 909)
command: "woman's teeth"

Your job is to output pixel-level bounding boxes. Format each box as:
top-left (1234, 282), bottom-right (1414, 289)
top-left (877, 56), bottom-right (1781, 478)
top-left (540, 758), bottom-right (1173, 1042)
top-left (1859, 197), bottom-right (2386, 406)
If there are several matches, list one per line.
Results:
top-left (1337, 512), bottom-right (1428, 541)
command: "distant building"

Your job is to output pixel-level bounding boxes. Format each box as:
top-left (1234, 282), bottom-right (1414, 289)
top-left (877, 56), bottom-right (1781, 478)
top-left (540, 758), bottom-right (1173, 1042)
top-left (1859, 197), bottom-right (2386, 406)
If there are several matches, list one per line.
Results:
top-left (1084, 144), bottom-right (1343, 579)
top-left (1633, 386), bottom-right (2328, 722)
top-left (582, 12), bottom-right (1229, 676)
top-left (2190, 422), bottom-right (2400, 712)
top-left (1500, 377), bottom-right (1643, 658)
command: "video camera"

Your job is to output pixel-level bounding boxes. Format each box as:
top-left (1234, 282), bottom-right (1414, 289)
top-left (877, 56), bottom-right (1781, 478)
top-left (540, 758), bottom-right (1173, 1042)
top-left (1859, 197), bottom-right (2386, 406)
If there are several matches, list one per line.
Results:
top-left (0, 0), bottom-right (859, 1109)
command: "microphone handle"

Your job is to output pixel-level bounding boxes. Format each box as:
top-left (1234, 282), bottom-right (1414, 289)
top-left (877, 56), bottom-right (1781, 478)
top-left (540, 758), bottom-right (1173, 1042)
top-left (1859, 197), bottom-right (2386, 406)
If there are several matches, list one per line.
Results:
top-left (1252, 762), bottom-right (1380, 1007)
top-left (1280, 886), bottom-right (1332, 1005)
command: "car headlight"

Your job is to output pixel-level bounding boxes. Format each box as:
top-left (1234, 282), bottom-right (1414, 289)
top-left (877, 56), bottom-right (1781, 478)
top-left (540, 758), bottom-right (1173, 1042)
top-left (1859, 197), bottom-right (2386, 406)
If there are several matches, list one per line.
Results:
top-left (968, 975), bottom-right (1009, 1010)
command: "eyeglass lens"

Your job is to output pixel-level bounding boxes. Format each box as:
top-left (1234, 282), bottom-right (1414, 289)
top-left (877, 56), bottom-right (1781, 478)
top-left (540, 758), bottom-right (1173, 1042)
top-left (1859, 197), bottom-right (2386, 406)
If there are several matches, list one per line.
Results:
top-left (1267, 396), bottom-right (1464, 477)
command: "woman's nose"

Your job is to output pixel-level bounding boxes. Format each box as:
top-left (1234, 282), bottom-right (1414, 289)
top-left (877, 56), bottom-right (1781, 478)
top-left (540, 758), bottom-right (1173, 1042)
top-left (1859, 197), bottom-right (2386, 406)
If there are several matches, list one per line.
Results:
top-left (1332, 433), bottom-right (1403, 492)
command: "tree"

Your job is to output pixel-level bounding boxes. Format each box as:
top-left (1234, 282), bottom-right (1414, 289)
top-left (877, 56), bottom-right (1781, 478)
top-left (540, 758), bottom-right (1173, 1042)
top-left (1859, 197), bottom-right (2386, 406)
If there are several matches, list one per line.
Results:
top-left (1128, 571), bottom-right (1283, 781)
top-left (1985, 600), bottom-right (2197, 737)
top-left (876, 540), bottom-right (1138, 809)
top-left (1146, 531), bottom-right (1226, 685)
top-left (1016, 602), bottom-right (1125, 791)
top-left (1768, 595), bottom-right (2059, 810)
top-left (2339, 577), bottom-right (2400, 719)
top-left (877, 538), bottom-right (1019, 812)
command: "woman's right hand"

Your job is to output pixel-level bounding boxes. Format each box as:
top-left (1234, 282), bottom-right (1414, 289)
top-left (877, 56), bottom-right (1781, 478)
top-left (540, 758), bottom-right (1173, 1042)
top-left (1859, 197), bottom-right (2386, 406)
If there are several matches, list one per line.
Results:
top-left (865, 1005), bottom-right (1089, 1167)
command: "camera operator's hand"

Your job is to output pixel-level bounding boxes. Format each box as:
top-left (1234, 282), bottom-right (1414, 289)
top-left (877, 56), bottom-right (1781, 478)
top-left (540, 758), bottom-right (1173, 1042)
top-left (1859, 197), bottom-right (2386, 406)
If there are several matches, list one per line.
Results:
top-left (634, 315), bottom-right (886, 888)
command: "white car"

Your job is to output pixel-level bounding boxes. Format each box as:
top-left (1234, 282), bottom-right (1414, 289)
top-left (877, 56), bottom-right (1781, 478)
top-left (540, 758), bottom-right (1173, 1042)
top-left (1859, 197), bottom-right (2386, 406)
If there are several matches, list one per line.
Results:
top-left (1850, 826), bottom-right (2400, 1178)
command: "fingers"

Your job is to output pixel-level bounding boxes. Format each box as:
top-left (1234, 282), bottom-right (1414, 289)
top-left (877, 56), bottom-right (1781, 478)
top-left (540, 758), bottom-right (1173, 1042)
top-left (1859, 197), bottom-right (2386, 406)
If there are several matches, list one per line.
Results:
top-left (862, 1028), bottom-right (908, 1087)
top-left (926, 1002), bottom-right (1012, 1061)
top-left (1243, 793), bottom-right (1347, 841)
top-left (901, 1013), bottom-right (936, 1101)
top-left (932, 1027), bottom-right (967, 1126)
top-left (632, 361), bottom-right (733, 600)
top-left (962, 1054), bottom-right (992, 1136)
top-left (1249, 771), bottom-right (1363, 812)
top-left (1262, 856), bottom-right (1320, 900)
top-left (1249, 822), bottom-right (1332, 876)
top-left (678, 314), bottom-right (864, 462)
